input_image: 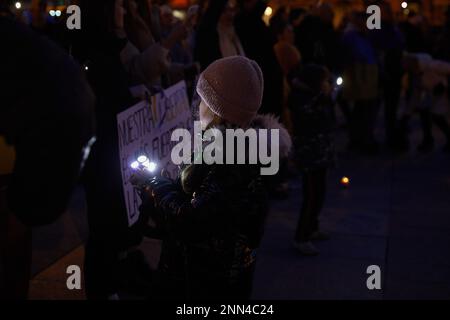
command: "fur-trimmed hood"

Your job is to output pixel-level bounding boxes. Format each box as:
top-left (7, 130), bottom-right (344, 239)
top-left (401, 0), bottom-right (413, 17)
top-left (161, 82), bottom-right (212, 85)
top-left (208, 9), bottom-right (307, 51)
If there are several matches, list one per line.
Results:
top-left (207, 113), bottom-right (293, 160)
top-left (249, 114), bottom-right (292, 160)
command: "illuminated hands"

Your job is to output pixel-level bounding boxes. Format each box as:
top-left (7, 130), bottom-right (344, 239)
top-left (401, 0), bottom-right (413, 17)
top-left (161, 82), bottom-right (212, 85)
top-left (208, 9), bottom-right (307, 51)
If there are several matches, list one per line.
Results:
top-left (129, 155), bottom-right (158, 188)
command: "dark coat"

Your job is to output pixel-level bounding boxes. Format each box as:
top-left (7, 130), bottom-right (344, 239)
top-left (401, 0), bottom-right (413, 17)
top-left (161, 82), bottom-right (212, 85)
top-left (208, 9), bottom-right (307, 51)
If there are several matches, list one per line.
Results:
top-left (141, 115), bottom-right (292, 299)
top-left (289, 84), bottom-right (335, 171)
top-left (0, 17), bottom-right (95, 226)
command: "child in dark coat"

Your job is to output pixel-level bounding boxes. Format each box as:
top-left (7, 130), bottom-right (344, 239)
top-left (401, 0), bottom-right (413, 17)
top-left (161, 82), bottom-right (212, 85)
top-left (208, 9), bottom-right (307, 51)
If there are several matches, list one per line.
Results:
top-left (132, 56), bottom-right (291, 299)
top-left (288, 64), bottom-right (335, 256)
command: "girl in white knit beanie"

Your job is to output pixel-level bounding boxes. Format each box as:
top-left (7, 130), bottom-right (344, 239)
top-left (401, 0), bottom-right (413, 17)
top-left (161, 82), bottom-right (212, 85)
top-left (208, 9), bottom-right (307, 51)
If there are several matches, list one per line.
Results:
top-left (133, 56), bottom-right (291, 299)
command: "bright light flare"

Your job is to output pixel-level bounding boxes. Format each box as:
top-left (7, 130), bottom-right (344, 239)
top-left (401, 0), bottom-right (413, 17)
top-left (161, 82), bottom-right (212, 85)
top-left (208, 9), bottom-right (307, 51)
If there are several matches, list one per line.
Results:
top-left (130, 161), bottom-right (139, 169)
top-left (264, 6), bottom-right (273, 17)
top-left (15, 2), bottom-right (21, 9)
top-left (340, 176), bottom-right (350, 186)
top-left (131, 155), bottom-right (157, 173)
top-left (146, 162), bottom-right (157, 173)
top-left (137, 155), bottom-right (148, 163)
top-left (336, 77), bottom-right (343, 86)
top-left (401, 2), bottom-right (408, 9)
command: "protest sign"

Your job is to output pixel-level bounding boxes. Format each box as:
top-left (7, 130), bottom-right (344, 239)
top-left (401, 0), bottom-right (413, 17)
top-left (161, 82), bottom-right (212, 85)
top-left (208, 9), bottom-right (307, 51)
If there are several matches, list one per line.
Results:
top-left (117, 81), bottom-right (192, 226)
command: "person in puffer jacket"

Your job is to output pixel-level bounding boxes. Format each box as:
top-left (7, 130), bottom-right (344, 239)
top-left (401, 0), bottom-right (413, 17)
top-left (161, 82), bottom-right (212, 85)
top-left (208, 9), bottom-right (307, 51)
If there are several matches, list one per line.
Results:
top-left (133, 56), bottom-right (291, 300)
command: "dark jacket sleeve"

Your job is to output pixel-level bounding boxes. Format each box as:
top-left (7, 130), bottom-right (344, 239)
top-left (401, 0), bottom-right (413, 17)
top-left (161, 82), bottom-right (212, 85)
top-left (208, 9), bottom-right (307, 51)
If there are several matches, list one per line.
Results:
top-left (0, 17), bottom-right (95, 226)
top-left (147, 168), bottom-right (228, 242)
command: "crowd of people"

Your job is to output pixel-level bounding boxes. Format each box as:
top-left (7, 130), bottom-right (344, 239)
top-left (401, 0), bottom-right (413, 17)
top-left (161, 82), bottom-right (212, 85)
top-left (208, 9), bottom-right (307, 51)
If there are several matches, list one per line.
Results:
top-left (1, 0), bottom-right (450, 300)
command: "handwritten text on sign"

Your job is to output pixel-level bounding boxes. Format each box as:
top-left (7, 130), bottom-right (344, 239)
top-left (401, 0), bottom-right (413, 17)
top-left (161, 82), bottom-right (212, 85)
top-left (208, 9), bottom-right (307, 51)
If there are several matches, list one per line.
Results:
top-left (117, 81), bottom-right (192, 226)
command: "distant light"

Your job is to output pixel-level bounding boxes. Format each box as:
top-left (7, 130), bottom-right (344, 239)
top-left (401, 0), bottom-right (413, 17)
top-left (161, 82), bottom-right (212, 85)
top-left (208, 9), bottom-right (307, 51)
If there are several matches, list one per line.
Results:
top-left (336, 77), bottom-right (343, 86)
top-left (404, 8), bottom-right (410, 15)
top-left (84, 65), bottom-right (89, 71)
top-left (401, 2), bottom-right (408, 9)
top-left (15, 2), bottom-right (21, 9)
top-left (172, 10), bottom-right (185, 20)
top-left (341, 176), bottom-right (350, 187)
top-left (264, 6), bottom-right (273, 17)
top-left (49, 10), bottom-right (55, 16)
top-left (55, 10), bottom-right (61, 17)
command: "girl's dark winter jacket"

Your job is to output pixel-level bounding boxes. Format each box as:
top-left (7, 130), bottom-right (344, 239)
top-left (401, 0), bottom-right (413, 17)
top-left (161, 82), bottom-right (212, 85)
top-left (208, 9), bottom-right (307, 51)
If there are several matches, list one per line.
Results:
top-left (140, 115), bottom-right (291, 299)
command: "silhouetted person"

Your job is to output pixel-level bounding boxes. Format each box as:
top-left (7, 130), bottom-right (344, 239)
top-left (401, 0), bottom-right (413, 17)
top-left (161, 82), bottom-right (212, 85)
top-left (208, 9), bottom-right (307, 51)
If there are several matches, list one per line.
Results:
top-left (235, 0), bottom-right (284, 117)
top-left (0, 16), bottom-right (95, 299)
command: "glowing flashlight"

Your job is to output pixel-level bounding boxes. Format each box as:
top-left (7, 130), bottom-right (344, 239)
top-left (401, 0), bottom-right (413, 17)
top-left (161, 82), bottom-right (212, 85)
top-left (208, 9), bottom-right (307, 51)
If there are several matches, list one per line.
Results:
top-left (336, 76), bottom-right (343, 86)
top-left (130, 155), bottom-right (158, 187)
top-left (137, 155), bottom-right (148, 163)
top-left (146, 161), bottom-right (157, 173)
top-left (340, 176), bottom-right (350, 187)
top-left (131, 155), bottom-right (157, 172)
top-left (15, 2), bottom-right (21, 9)
top-left (130, 161), bottom-right (139, 169)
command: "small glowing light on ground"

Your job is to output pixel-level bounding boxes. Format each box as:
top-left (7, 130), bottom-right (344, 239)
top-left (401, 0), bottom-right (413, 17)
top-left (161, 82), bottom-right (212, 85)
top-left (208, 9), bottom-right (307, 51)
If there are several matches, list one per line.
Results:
top-left (264, 6), bottom-right (273, 17)
top-left (401, 2), bottom-right (408, 9)
top-left (15, 2), bottom-right (21, 9)
top-left (336, 77), bottom-right (343, 86)
top-left (341, 176), bottom-right (350, 187)
top-left (55, 10), bottom-right (61, 17)
top-left (84, 65), bottom-right (89, 71)
top-left (49, 10), bottom-right (55, 16)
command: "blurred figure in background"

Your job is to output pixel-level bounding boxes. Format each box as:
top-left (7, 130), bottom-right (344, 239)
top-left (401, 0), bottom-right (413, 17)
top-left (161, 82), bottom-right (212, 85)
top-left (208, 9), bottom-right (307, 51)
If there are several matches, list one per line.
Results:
top-left (400, 10), bottom-right (432, 54)
top-left (269, 5), bottom-right (289, 42)
top-left (184, 4), bottom-right (200, 65)
top-left (235, 0), bottom-right (283, 117)
top-left (341, 11), bottom-right (379, 154)
top-left (76, 0), bottom-right (153, 300)
top-left (293, 2), bottom-right (339, 73)
top-left (369, 2), bottom-right (406, 151)
top-left (402, 53), bottom-right (450, 153)
top-left (272, 18), bottom-right (301, 133)
top-left (434, 7), bottom-right (450, 103)
top-left (159, 4), bottom-right (190, 66)
top-left (195, 0), bottom-right (245, 71)
top-left (288, 64), bottom-right (335, 256)
top-left (0, 15), bottom-right (95, 299)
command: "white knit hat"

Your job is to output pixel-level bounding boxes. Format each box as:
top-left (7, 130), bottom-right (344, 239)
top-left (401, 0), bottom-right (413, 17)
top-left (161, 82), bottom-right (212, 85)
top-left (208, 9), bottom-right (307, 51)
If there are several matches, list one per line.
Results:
top-left (196, 56), bottom-right (264, 127)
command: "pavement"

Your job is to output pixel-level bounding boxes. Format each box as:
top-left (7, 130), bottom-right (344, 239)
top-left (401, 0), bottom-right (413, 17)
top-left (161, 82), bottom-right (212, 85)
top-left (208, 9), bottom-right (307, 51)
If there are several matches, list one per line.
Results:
top-left (28, 112), bottom-right (450, 300)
